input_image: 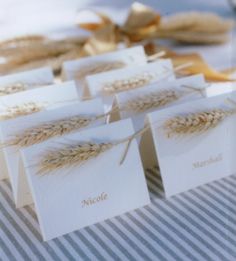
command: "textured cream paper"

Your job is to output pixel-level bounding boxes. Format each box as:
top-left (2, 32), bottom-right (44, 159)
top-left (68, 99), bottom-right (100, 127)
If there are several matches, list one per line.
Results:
top-left (21, 119), bottom-right (150, 241)
top-left (140, 91), bottom-right (234, 197)
top-left (0, 67), bottom-right (54, 93)
top-left (85, 59), bottom-right (175, 109)
top-left (111, 74), bottom-right (206, 133)
top-left (0, 81), bottom-right (80, 203)
top-left (62, 46), bottom-right (147, 98)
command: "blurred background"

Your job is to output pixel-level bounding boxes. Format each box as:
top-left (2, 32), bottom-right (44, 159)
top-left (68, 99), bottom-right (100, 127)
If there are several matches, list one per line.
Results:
top-left (0, 0), bottom-right (235, 69)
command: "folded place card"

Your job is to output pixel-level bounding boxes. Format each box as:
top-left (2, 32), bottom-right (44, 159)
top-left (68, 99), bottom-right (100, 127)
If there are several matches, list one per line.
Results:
top-left (111, 74), bottom-right (206, 133)
top-left (20, 119), bottom-right (150, 241)
top-left (62, 46), bottom-right (147, 97)
top-left (0, 67), bottom-right (54, 96)
top-left (0, 81), bottom-right (79, 183)
top-left (140, 91), bottom-right (235, 197)
top-left (84, 59), bottom-right (175, 108)
top-left (0, 98), bottom-right (105, 208)
top-left (206, 82), bottom-right (236, 97)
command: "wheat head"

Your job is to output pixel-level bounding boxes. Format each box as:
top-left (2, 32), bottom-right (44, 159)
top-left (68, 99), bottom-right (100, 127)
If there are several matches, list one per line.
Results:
top-left (8, 115), bottom-right (95, 148)
top-left (76, 61), bottom-right (126, 81)
top-left (0, 102), bottom-right (44, 120)
top-left (0, 83), bottom-right (26, 96)
top-left (122, 89), bottom-right (181, 113)
top-left (102, 72), bottom-right (153, 94)
top-left (39, 142), bottom-right (113, 174)
top-left (164, 108), bottom-right (235, 137)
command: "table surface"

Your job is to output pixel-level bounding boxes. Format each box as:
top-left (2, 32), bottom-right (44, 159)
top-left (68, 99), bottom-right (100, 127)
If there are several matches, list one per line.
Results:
top-left (0, 0), bottom-right (236, 260)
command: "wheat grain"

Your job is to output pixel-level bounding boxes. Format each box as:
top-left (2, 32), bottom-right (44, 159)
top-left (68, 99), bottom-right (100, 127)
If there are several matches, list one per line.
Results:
top-left (0, 102), bottom-right (44, 120)
top-left (102, 72), bottom-right (153, 94)
top-left (76, 61), bottom-right (126, 81)
top-left (8, 115), bottom-right (96, 148)
top-left (122, 89), bottom-right (181, 113)
top-left (164, 108), bottom-right (235, 137)
top-left (39, 142), bottom-right (114, 174)
top-left (0, 83), bottom-right (26, 96)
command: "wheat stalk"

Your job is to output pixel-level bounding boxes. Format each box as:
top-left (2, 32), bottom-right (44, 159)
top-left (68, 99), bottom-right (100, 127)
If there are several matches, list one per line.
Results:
top-left (76, 61), bottom-right (126, 81)
top-left (122, 89), bottom-right (181, 113)
top-left (164, 108), bottom-right (235, 137)
top-left (102, 72), bottom-right (154, 94)
top-left (39, 142), bottom-right (114, 174)
top-left (0, 83), bottom-right (26, 96)
top-left (7, 115), bottom-right (97, 148)
top-left (37, 124), bottom-right (149, 175)
top-left (0, 102), bottom-right (44, 120)
top-left (0, 35), bottom-right (46, 49)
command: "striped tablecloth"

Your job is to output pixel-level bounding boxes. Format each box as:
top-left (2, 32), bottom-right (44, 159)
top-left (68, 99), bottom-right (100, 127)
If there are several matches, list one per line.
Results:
top-left (1, 167), bottom-right (236, 261)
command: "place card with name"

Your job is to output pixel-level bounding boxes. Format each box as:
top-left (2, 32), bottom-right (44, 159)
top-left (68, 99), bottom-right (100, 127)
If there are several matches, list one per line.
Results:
top-left (20, 119), bottom-right (150, 241)
top-left (140, 91), bottom-right (235, 197)
top-left (62, 46), bottom-right (147, 97)
top-left (0, 81), bottom-right (79, 191)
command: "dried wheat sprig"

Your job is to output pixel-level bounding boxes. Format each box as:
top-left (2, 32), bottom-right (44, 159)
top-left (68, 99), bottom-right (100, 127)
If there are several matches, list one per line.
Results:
top-left (7, 115), bottom-right (99, 148)
top-left (164, 108), bottom-right (236, 137)
top-left (76, 61), bottom-right (126, 81)
top-left (121, 89), bottom-right (181, 113)
top-left (101, 62), bottom-right (193, 95)
top-left (39, 142), bottom-right (114, 174)
top-left (0, 83), bottom-right (26, 96)
top-left (0, 81), bottom-right (52, 96)
top-left (102, 72), bottom-right (154, 94)
top-left (37, 124), bottom-right (149, 174)
top-left (0, 102), bottom-right (45, 120)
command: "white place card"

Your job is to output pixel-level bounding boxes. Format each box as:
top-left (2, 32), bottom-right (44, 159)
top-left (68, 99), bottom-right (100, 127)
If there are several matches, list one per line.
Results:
top-left (0, 67), bottom-right (54, 94)
top-left (84, 59), bottom-right (175, 108)
top-left (62, 46), bottom-right (147, 97)
top-left (0, 81), bottom-right (79, 184)
top-left (111, 74), bottom-right (206, 133)
top-left (206, 82), bottom-right (236, 97)
top-left (140, 91), bottom-right (235, 197)
top-left (20, 119), bottom-right (150, 241)
top-left (0, 98), bottom-right (105, 208)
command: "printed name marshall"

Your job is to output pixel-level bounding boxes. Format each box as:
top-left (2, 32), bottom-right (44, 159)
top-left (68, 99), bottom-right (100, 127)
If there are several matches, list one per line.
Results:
top-left (192, 153), bottom-right (223, 169)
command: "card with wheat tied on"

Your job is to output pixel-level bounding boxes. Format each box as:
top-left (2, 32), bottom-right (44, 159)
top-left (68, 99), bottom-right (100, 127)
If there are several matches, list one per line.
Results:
top-left (62, 46), bottom-right (148, 98)
top-left (0, 98), bottom-right (105, 208)
top-left (110, 74), bottom-right (206, 133)
top-left (0, 67), bottom-right (54, 96)
top-left (84, 59), bottom-right (177, 108)
top-left (19, 118), bottom-right (150, 241)
top-left (0, 81), bottom-right (80, 198)
top-left (140, 91), bottom-right (236, 197)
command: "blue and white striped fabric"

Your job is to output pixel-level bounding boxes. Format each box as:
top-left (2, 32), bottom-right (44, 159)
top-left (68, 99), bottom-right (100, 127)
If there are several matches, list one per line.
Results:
top-left (1, 167), bottom-right (236, 261)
